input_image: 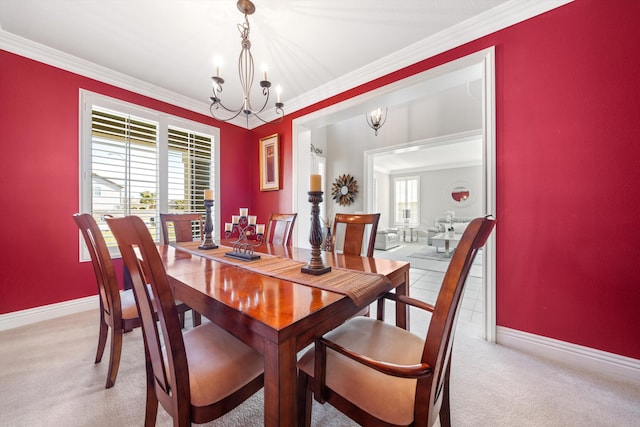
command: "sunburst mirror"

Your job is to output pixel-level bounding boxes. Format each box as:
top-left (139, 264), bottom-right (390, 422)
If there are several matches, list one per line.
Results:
top-left (331, 174), bottom-right (358, 206)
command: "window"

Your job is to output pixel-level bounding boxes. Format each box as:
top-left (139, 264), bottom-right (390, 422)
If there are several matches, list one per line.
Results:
top-left (80, 91), bottom-right (219, 257)
top-left (167, 126), bottom-right (214, 213)
top-left (394, 176), bottom-right (419, 226)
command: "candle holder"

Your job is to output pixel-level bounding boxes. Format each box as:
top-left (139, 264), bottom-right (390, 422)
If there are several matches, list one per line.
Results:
top-left (224, 209), bottom-right (265, 261)
top-left (198, 199), bottom-right (219, 250)
top-left (301, 191), bottom-right (331, 275)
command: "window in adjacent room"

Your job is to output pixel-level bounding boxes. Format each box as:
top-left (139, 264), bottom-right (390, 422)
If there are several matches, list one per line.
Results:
top-left (393, 176), bottom-right (419, 226)
top-left (79, 91), bottom-right (219, 258)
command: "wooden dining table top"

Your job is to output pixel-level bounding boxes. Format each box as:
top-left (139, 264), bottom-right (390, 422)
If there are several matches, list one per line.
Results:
top-left (158, 239), bottom-right (410, 426)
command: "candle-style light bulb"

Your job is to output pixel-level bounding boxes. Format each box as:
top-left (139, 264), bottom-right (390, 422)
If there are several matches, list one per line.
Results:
top-left (276, 85), bottom-right (282, 103)
top-left (370, 108), bottom-right (382, 124)
top-left (261, 63), bottom-right (268, 81)
top-left (213, 56), bottom-right (223, 77)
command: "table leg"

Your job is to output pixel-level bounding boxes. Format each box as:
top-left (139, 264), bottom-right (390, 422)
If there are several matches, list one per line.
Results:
top-left (263, 339), bottom-right (297, 427)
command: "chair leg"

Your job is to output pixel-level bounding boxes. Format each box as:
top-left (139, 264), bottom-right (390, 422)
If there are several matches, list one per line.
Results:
top-left (376, 298), bottom-right (386, 321)
top-left (191, 310), bottom-right (202, 328)
top-left (144, 357), bottom-right (158, 427)
top-left (192, 310), bottom-right (202, 327)
top-left (105, 327), bottom-right (123, 389)
top-left (439, 363), bottom-right (452, 427)
top-left (95, 317), bottom-right (109, 364)
top-left (297, 371), bottom-right (312, 427)
top-left (178, 312), bottom-right (185, 329)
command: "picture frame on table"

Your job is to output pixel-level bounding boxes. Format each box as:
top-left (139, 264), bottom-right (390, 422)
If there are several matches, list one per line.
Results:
top-left (259, 133), bottom-right (280, 191)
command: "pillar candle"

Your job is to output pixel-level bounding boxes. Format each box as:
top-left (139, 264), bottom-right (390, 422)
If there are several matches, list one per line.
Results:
top-left (248, 215), bottom-right (257, 225)
top-left (256, 224), bottom-right (265, 235)
top-left (239, 208), bottom-right (248, 217)
top-left (310, 174), bottom-right (321, 192)
top-left (232, 215), bottom-right (240, 225)
top-left (204, 189), bottom-right (214, 200)
top-left (225, 222), bottom-right (232, 232)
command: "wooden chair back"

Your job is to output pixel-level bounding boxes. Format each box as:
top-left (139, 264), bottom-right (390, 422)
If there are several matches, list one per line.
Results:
top-left (73, 213), bottom-right (141, 388)
top-left (159, 213), bottom-right (203, 245)
top-left (265, 213), bottom-right (297, 246)
top-left (107, 215), bottom-right (263, 425)
top-left (73, 213), bottom-right (121, 329)
top-left (418, 215), bottom-right (495, 425)
top-left (107, 215), bottom-right (191, 418)
top-left (160, 214), bottom-right (204, 325)
top-left (332, 213), bottom-right (380, 257)
top-left (297, 216), bottom-right (495, 426)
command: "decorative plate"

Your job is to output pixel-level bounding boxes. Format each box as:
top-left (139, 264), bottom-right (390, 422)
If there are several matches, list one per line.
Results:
top-left (331, 174), bottom-right (358, 206)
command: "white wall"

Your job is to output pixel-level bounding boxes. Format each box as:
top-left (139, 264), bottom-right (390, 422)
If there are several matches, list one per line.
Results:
top-left (373, 169), bottom-right (391, 227)
top-left (393, 165), bottom-right (483, 228)
top-left (317, 82), bottom-right (482, 227)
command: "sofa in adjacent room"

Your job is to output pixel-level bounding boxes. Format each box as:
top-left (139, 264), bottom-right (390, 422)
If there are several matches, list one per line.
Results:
top-left (374, 228), bottom-right (401, 250)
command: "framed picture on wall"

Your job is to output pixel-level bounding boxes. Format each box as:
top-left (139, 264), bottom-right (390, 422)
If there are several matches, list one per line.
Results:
top-left (259, 133), bottom-right (280, 191)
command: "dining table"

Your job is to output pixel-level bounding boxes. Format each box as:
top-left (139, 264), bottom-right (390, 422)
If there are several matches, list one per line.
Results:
top-left (158, 239), bottom-right (410, 427)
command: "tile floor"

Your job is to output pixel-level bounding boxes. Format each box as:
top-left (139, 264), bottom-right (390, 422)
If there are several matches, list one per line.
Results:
top-left (371, 237), bottom-right (484, 336)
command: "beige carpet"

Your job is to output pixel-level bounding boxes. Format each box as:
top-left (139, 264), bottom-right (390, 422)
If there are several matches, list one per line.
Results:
top-left (1, 310), bottom-right (638, 426)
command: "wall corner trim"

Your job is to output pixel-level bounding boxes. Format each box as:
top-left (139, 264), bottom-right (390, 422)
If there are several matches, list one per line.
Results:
top-left (496, 326), bottom-right (640, 385)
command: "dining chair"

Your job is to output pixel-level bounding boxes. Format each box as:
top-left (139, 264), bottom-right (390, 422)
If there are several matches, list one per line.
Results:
top-left (159, 213), bottom-right (204, 245)
top-left (159, 213), bottom-right (204, 326)
top-left (106, 215), bottom-right (265, 426)
top-left (297, 216), bottom-right (496, 427)
top-left (72, 213), bottom-right (192, 389)
top-left (331, 213), bottom-right (380, 257)
top-left (265, 212), bottom-right (297, 246)
top-left (331, 213), bottom-right (381, 317)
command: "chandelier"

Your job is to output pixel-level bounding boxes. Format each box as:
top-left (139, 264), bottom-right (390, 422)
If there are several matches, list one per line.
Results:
top-left (366, 107), bottom-right (388, 136)
top-left (209, 0), bottom-right (284, 126)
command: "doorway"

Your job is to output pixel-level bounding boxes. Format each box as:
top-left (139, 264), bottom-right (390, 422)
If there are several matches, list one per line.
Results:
top-left (366, 131), bottom-right (485, 333)
top-left (292, 48), bottom-right (496, 341)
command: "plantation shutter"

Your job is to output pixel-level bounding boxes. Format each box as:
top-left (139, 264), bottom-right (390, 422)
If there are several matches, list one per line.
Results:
top-left (167, 127), bottom-right (212, 213)
top-left (91, 107), bottom-right (158, 248)
top-left (394, 176), bottom-right (419, 226)
top-left (167, 127), bottom-right (213, 238)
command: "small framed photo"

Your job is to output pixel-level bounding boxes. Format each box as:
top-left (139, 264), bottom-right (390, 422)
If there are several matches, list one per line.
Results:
top-left (259, 133), bottom-right (280, 191)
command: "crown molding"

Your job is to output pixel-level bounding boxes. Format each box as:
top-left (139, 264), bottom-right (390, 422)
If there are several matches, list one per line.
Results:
top-left (0, 0), bottom-right (572, 129)
top-left (284, 0), bottom-right (573, 118)
top-left (0, 31), bottom-right (212, 117)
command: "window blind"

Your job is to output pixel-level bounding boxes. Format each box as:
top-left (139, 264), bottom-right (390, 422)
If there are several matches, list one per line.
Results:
top-left (81, 94), bottom-right (217, 256)
top-left (167, 126), bottom-right (213, 239)
top-left (91, 107), bottom-right (158, 247)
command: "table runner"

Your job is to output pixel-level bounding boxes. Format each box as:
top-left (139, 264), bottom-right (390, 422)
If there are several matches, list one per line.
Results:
top-left (172, 242), bottom-right (392, 307)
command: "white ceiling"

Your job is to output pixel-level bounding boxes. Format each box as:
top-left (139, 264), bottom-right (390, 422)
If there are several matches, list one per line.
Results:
top-left (0, 1), bottom-right (571, 128)
top-left (372, 136), bottom-right (483, 175)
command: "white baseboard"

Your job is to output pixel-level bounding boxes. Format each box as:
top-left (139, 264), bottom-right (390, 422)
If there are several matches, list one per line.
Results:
top-left (3, 299), bottom-right (639, 385)
top-left (497, 326), bottom-right (640, 384)
top-left (0, 295), bottom-right (98, 331)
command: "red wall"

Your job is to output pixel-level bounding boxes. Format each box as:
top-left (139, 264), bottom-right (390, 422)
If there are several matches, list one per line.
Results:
top-left (249, 0), bottom-right (640, 359)
top-left (1, 0), bottom-right (639, 360)
top-left (0, 51), bottom-right (251, 311)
